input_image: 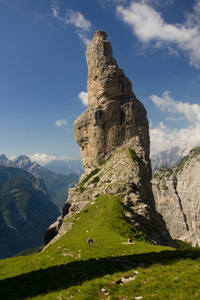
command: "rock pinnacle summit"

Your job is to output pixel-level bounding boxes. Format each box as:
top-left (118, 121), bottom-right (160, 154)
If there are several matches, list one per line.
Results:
top-left (74, 31), bottom-right (151, 174)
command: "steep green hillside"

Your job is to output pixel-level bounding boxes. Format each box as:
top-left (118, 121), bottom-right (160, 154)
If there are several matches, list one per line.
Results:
top-left (0, 154), bottom-right (79, 210)
top-left (0, 166), bottom-right (60, 259)
top-left (0, 194), bottom-right (200, 299)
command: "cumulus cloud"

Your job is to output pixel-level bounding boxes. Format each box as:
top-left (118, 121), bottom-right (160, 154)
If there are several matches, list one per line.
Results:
top-left (149, 92), bottom-right (200, 155)
top-left (150, 122), bottom-right (200, 156)
top-left (55, 119), bottom-right (68, 128)
top-left (79, 91), bottom-right (88, 106)
top-left (116, 0), bottom-right (200, 68)
top-left (65, 9), bottom-right (92, 32)
top-left (28, 153), bottom-right (70, 166)
top-left (150, 91), bottom-right (200, 124)
top-left (50, 2), bottom-right (92, 45)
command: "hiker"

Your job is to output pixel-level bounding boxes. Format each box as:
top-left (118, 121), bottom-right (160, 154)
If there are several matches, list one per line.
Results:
top-left (128, 237), bottom-right (132, 243)
top-left (87, 238), bottom-right (93, 248)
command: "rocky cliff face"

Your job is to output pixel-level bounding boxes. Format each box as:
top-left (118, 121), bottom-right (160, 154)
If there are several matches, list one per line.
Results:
top-left (74, 31), bottom-right (150, 174)
top-left (44, 31), bottom-right (174, 248)
top-left (152, 147), bottom-right (200, 247)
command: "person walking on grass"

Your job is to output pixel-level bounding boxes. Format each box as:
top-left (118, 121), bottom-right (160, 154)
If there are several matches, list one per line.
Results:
top-left (87, 237), bottom-right (93, 248)
top-left (128, 236), bottom-right (132, 243)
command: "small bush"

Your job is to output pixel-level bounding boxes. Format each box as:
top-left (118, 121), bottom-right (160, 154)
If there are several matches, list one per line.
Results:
top-left (92, 176), bottom-right (100, 184)
top-left (128, 149), bottom-right (139, 161)
top-left (162, 184), bottom-right (168, 191)
top-left (80, 168), bottom-right (100, 187)
top-left (79, 186), bottom-right (85, 193)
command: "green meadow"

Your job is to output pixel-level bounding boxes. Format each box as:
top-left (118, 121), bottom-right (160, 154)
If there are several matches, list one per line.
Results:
top-left (0, 194), bottom-right (200, 299)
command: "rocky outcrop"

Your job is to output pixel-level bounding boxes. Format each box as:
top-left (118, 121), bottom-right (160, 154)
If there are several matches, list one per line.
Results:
top-left (44, 31), bottom-right (174, 247)
top-left (62, 149), bottom-right (175, 245)
top-left (74, 31), bottom-right (150, 174)
top-left (86, 31), bottom-right (133, 106)
top-left (152, 147), bottom-right (200, 247)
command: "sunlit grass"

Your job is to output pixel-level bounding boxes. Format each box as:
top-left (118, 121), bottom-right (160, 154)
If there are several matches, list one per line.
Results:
top-left (0, 194), bottom-right (200, 299)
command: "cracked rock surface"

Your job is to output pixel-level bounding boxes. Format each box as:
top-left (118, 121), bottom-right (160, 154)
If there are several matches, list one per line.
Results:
top-left (152, 147), bottom-right (200, 247)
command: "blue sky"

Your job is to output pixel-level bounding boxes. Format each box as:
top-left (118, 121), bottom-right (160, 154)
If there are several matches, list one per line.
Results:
top-left (0, 0), bottom-right (200, 165)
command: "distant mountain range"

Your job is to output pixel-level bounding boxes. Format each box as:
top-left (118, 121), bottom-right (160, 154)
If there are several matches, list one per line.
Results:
top-left (0, 155), bottom-right (80, 210)
top-left (151, 145), bottom-right (192, 173)
top-left (0, 166), bottom-right (60, 258)
top-left (44, 159), bottom-right (84, 176)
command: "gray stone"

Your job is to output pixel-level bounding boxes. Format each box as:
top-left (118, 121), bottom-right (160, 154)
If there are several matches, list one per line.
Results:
top-left (152, 147), bottom-right (200, 247)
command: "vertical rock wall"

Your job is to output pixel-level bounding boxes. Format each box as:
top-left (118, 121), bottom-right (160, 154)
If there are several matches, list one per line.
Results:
top-left (74, 31), bottom-right (151, 175)
top-left (152, 147), bottom-right (200, 247)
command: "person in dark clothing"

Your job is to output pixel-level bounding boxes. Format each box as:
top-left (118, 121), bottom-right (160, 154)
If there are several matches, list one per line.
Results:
top-left (87, 238), bottom-right (93, 248)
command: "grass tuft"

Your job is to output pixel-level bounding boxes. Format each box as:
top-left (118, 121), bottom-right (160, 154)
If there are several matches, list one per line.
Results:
top-left (80, 168), bottom-right (100, 187)
top-left (128, 148), bottom-right (139, 161)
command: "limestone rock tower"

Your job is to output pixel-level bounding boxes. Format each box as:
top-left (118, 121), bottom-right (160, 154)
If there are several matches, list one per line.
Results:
top-left (44, 31), bottom-right (175, 247)
top-left (74, 31), bottom-right (151, 176)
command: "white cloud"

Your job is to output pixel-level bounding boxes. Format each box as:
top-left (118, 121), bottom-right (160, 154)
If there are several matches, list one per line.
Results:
top-left (150, 91), bottom-right (200, 124)
top-left (146, 0), bottom-right (175, 7)
top-left (165, 117), bottom-right (184, 122)
top-left (65, 10), bottom-right (92, 32)
top-left (28, 153), bottom-right (70, 166)
top-left (50, 2), bottom-right (92, 45)
top-left (104, 0), bottom-right (126, 2)
top-left (77, 32), bottom-right (92, 46)
top-left (150, 122), bottom-right (200, 156)
top-left (116, 0), bottom-right (200, 68)
top-left (50, 0), bottom-right (59, 18)
top-left (55, 119), bottom-right (68, 127)
top-left (79, 91), bottom-right (88, 106)
top-left (149, 92), bottom-right (200, 155)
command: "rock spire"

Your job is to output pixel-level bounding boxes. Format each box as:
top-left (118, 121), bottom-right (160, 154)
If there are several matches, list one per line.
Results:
top-left (44, 31), bottom-right (175, 247)
top-left (74, 31), bottom-right (151, 174)
top-left (86, 31), bottom-right (133, 106)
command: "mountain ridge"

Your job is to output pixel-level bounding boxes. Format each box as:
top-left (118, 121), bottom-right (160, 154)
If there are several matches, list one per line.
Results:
top-left (44, 159), bottom-right (84, 176)
top-left (0, 154), bottom-right (79, 210)
top-left (151, 145), bottom-right (192, 173)
top-left (0, 165), bottom-right (60, 258)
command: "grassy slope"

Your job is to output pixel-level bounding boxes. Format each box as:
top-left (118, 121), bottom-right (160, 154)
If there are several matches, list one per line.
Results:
top-left (0, 194), bottom-right (200, 300)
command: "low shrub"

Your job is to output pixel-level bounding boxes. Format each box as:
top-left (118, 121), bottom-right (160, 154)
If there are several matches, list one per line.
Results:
top-left (80, 168), bottom-right (100, 187)
top-left (128, 148), bottom-right (139, 161)
top-left (91, 176), bottom-right (100, 184)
